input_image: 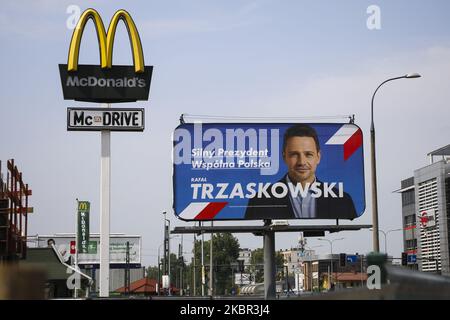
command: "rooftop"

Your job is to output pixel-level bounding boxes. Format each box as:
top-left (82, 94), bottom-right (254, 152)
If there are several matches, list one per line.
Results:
top-left (428, 144), bottom-right (450, 157)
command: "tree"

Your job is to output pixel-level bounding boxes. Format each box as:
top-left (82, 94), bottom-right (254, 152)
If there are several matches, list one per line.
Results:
top-left (191, 232), bottom-right (240, 295)
top-left (250, 248), bottom-right (284, 283)
top-left (146, 265), bottom-right (159, 280)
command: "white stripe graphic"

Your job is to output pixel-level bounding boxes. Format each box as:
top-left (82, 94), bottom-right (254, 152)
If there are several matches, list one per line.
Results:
top-left (179, 202), bottom-right (209, 220)
top-left (325, 124), bottom-right (358, 145)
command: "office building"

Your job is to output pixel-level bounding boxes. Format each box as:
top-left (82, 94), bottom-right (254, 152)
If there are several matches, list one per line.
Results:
top-left (396, 145), bottom-right (450, 275)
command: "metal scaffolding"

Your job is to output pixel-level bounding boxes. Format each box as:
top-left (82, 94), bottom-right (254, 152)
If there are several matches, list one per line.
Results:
top-left (0, 159), bottom-right (32, 261)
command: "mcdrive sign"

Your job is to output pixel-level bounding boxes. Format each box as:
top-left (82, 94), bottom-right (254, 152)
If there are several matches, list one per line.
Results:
top-left (67, 108), bottom-right (144, 131)
top-left (59, 8), bottom-right (153, 103)
top-left (173, 123), bottom-right (365, 221)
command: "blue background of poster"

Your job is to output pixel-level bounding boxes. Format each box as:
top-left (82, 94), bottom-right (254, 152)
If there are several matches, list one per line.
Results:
top-left (173, 123), bottom-right (365, 220)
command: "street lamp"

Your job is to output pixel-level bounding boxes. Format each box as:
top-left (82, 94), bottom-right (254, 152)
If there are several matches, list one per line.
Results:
top-left (157, 234), bottom-right (180, 296)
top-left (369, 228), bottom-right (401, 255)
top-left (157, 242), bottom-right (164, 296)
top-left (370, 73), bottom-right (421, 252)
top-left (318, 238), bottom-right (344, 290)
top-left (163, 211), bottom-right (171, 295)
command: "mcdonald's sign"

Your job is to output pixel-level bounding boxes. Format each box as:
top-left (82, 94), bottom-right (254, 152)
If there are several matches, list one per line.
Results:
top-left (77, 201), bottom-right (90, 254)
top-left (59, 8), bottom-right (153, 103)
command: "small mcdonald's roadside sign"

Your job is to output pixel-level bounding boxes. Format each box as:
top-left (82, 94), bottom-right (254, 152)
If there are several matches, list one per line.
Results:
top-left (77, 201), bottom-right (90, 254)
top-left (59, 8), bottom-right (153, 103)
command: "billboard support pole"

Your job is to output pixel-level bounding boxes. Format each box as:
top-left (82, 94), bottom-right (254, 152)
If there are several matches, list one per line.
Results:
top-left (209, 221), bottom-right (213, 296)
top-left (193, 233), bottom-right (196, 296)
top-left (263, 220), bottom-right (276, 300)
top-left (100, 103), bottom-right (111, 297)
top-left (201, 221), bottom-right (205, 296)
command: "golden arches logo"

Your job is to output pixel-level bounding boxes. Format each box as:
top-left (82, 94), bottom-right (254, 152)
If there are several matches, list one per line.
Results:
top-left (67, 8), bottom-right (144, 73)
top-left (78, 201), bottom-right (90, 211)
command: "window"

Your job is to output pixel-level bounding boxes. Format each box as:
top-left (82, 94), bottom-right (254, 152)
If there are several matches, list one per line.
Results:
top-left (405, 239), bottom-right (417, 250)
top-left (402, 190), bottom-right (415, 207)
top-left (404, 215), bottom-right (416, 227)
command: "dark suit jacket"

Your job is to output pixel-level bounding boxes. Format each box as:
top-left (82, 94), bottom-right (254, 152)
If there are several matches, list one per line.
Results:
top-left (244, 175), bottom-right (357, 220)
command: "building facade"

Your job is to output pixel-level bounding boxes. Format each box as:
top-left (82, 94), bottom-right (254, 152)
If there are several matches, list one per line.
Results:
top-left (280, 248), bottom-right (303, 275)
top-left (297, 253), bottom-right (367, 291)
top-left (397, 145), bottom-right (450, 276)
top-left (31, 233), bottom-right (144, 293)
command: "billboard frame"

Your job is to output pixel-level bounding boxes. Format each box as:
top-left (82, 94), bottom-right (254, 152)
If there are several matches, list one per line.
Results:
top-left (172, 121), bottom-right (365, 222)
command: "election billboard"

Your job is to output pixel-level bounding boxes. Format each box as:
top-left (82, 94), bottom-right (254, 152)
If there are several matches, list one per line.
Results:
top-left (173, 123), bottom-right (365, 221)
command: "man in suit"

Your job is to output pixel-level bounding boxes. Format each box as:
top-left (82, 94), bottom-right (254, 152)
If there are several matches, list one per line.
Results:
top-left (245, 124), bottom-right (357, 220)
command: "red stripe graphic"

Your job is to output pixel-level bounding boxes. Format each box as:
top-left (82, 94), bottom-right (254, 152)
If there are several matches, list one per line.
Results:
top-left (343, 129), bottom-right (362, 161)
top-left (195, 202), bottom-right (228, 220)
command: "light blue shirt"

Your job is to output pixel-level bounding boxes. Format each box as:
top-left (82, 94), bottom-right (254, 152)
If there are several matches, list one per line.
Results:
top-left (286, 175), bottom-right (316, 218)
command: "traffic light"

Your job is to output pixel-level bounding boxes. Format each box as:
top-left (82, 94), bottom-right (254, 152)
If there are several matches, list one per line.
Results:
top-left (339, 253), bottom-right (346, 267)
top-left (401, 252), bottom-right (408, 266)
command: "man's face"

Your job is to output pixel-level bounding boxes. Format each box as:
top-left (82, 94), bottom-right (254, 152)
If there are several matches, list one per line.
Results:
top-left (283, 136), bottom-right (321, 185)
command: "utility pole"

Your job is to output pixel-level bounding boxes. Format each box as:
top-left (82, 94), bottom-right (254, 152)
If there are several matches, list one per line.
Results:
top-left (74, 199), bottom-right (78, 299)
top-left (193, 233), bottom-right (196, 296)
top-left (163, 211), bottom-right (171, 295)
top-left (201, 221), bottom-right (205, 296)
top-left (178, 239), bottom-right (184, 295)
top-left (124, 241), bottom-right (130, 295)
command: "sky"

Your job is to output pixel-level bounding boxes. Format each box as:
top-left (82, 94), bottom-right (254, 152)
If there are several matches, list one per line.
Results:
top-left (1, 0), bottom-right (449, 267)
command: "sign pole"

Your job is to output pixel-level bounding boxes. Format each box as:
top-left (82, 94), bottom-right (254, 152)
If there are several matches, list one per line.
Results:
top-left (74, 199), bottom-right (78, 299)
top-left (209, 221), bottom-right (213, 296)
top-left (99, 103), bottom-right (111, 297)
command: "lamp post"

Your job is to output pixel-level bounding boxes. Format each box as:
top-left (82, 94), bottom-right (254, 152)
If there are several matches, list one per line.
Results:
top-left (370, 228), bottom-right (402, 255)
top-left (318, 238), bottom-right (344, 290)
top-left (158, 234), bottom-right (180, 296)
top-left (370, 73), bottom-right (421, 252)
top-left (163, 211), bottom-right (171, 295)
top-left (157, 242), bottom-right (164, 296)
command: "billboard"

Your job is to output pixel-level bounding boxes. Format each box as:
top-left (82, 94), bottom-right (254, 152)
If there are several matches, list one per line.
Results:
top-left (173, 123), bottom-right (365, 221)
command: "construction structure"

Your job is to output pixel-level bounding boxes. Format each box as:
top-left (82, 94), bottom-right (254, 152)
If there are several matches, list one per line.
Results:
top-left (0, 159), bottom-right (32, 261)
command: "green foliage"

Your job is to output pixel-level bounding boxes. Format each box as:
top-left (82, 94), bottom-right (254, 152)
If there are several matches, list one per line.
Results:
top-left (191, 232), bottom-right (240, 295)
top-left (146, 265), bottom-right (159, 280)
top-left (250, 248), bottom-right (284, 283)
